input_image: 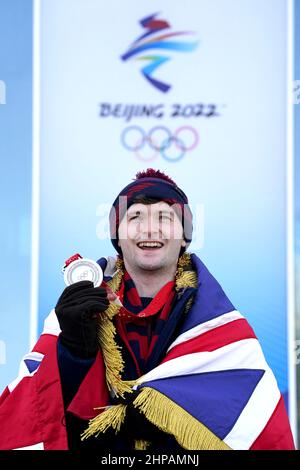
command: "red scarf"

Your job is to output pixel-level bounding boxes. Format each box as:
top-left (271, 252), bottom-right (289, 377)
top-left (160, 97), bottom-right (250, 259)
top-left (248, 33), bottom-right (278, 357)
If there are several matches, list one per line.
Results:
top-left (115, 270), bottom-right (175, 376)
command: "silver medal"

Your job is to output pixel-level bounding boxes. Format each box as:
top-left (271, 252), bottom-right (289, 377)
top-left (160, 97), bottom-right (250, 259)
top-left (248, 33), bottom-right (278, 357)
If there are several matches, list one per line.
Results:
top-left (63, 258), bottom-right (103, 287)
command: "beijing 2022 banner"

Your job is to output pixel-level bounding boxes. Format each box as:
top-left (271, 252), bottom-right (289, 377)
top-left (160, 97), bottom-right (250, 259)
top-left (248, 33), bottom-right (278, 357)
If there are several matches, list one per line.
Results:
top-left (35, 0), bottom-right (295, 431)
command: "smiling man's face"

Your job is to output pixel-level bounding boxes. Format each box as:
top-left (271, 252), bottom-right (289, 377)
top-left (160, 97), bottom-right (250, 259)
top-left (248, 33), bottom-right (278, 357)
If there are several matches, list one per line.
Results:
top-left (118, 202), bottom-right (186, 274)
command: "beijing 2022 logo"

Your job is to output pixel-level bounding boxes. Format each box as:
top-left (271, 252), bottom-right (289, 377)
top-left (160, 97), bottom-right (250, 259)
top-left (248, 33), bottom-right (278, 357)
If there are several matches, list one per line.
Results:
top-left (121, 12), bottom-right (199, 93)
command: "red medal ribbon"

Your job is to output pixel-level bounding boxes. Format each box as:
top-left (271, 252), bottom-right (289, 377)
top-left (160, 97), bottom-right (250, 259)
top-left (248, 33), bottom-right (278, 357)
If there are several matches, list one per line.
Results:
top-left (62, 253), bottom-right (83, 271)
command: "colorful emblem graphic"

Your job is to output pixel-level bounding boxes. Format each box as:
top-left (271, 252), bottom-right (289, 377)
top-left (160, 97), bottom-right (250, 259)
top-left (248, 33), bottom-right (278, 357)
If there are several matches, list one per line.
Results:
top-left (121, 125), bottom-right (200, 162)
top-left (121, 13), bottom-right (199, 92)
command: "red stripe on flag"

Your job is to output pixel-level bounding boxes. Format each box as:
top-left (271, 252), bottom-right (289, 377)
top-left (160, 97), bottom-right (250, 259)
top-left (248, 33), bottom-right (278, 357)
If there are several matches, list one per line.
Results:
top-left (162, 318), bottom-right (256, 363)
top-left (32, 333), bottom-right (59, 354)
top-left (67, 350), bottom-right (109, 420)
top-left (250, 395), bottom-right (295, 450)
top-left (0, 387), bottom-right (10, 407)
top-left (0, 337), bottom-right (68, 450)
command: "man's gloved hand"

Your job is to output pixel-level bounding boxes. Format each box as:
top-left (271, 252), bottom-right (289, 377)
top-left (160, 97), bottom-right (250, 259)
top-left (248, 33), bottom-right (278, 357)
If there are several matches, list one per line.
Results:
top-left (55, 280), bottom-right (109, 358)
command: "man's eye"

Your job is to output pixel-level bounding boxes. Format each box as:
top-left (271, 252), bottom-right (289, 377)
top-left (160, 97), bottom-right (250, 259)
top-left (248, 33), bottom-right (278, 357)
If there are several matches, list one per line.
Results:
top-left (129, 215), bottom-right (139, 220)
top-left (159, 214), bottom-right (172, 220)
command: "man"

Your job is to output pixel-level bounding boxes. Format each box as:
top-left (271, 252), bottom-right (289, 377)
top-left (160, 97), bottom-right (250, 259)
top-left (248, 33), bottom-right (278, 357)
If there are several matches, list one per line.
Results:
top-left (0, 169), bottom-right (295, 450)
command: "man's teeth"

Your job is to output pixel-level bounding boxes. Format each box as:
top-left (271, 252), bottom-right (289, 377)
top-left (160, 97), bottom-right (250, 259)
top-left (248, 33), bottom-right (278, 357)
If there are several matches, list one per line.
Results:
top-left (137, 242), bottom-right (163, 248)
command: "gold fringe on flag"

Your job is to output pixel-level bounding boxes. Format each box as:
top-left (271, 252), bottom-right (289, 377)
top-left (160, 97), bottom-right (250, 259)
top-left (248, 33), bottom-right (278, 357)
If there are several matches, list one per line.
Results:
top-left (134, 440), bottom-right (151, 450)
top-left (133, 387), bottom-right (231, 450)
top-left (81, 404), bottom-right (127, 440)
top-left (97, 302), bottom-right (135, 397)
top-left (96, 260), bottom-right (136, 398)
top-left (175, 271), bottom-right (197, 291)
top-left (175, 252), bottom-right (197, 291)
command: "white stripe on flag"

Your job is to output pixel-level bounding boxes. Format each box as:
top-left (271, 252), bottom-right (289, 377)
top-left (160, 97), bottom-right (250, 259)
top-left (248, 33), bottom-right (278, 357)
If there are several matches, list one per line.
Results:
top-left (137, 338), bottom-right (269, 385)
top-left (14, 442), bottom-right (44, 450)
top-left (8, 309), bottom-right (59, 393)
top-left (224, 367), bottom-right (280, 449)
top-left (8, 351), bottom-right (44, 392)
top-left (167, 310), bottom-right (243, 352)
top-left (41, 308), bottom-right (61, 336)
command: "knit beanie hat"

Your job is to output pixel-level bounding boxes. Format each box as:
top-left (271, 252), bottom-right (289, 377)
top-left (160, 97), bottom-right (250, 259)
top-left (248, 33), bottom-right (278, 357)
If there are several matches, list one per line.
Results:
top-left (109, 168), bottom-right (193, 255)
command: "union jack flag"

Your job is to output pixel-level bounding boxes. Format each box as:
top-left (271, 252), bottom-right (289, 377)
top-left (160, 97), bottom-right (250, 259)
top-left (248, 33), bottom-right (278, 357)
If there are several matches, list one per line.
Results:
top-left (0, 255), bottom-right (295, 450)
top-left (133, 309), bottom-right (294, 449)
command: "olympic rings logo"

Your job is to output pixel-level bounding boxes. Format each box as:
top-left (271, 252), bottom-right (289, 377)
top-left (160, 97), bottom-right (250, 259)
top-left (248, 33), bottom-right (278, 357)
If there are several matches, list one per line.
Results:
top-left (120, 125), bottom-right (199, 162)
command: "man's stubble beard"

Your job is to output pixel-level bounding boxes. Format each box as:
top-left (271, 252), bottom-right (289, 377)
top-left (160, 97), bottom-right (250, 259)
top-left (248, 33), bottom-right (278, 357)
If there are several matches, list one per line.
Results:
top-left (134, 256), bottom-right (177, 274)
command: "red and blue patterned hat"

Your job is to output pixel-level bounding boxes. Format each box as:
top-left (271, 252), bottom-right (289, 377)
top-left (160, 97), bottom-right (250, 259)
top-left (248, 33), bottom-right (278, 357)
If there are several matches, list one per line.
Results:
top-left (109, 168), bottom-right (193, 254)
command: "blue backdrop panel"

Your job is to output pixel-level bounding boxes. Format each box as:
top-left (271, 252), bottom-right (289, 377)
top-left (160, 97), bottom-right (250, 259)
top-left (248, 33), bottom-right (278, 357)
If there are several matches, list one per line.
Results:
top-left (0, 0), bottom-right (33, 391)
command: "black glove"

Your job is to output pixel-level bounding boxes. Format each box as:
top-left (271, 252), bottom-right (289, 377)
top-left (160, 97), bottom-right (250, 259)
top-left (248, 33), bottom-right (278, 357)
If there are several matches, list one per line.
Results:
top-left (55, 280), bottom-right (109, 358)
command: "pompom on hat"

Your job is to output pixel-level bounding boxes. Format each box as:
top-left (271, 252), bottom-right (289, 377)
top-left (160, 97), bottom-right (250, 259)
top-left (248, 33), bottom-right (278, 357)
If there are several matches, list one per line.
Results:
top-left (109, 168), bottom-right (193, 255)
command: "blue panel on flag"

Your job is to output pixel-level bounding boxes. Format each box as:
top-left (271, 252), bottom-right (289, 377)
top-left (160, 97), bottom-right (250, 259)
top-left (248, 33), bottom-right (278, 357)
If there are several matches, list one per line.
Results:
top-left (24, 359), bottom-right (41, 374)
top-left (143, 369), bottom-right (265, 439)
